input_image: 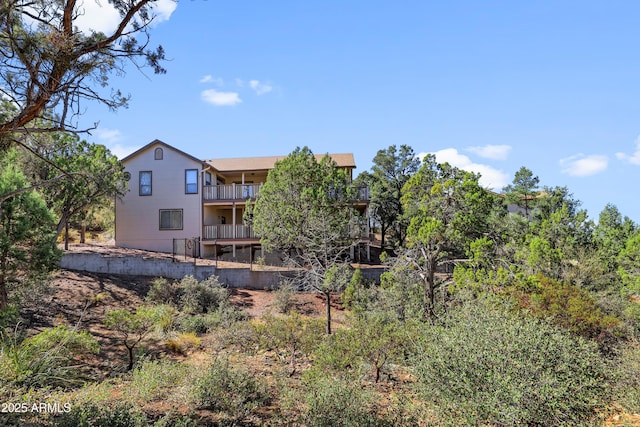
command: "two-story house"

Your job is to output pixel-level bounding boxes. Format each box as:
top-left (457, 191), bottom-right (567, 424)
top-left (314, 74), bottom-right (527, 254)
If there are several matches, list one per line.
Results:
top-left (115, 140), bottom-right (370, 262)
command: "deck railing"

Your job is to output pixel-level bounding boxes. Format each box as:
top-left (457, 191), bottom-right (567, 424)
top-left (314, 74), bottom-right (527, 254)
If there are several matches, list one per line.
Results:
top-left (203, 183), bottom-right (370, 202)
top-left (203, 224), bottom-right (257, 240)
top-left (203, 183), bottom-right (262, 201)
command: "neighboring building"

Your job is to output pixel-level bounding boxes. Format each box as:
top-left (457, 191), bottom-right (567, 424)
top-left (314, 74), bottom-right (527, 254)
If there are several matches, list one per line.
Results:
top-left (115, 140), bottom-right (370, 262)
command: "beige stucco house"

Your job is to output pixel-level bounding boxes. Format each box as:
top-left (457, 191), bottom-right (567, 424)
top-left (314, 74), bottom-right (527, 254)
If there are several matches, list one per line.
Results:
top-left (115, 140), bottom-right (370, 261)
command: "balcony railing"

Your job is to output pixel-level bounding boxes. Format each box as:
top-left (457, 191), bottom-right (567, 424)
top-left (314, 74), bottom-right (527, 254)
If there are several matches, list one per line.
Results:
top-left (203, 224), bottom-right (370, 241)
top-left (203, 184), bottom-right (262, 201)
top-left (203, 224), bottom-right (257, 240)
top-left (203, 183), bottom-right (370, 202)
top-left (356, 186), bottom-right (369, 201)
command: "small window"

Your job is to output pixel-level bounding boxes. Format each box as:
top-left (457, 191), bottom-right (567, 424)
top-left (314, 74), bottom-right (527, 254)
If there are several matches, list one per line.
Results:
top-left (154, 147), bottom-right (163, 160)
top-left (139, 171), bottom-right (152, 196)
top-left (205, 172), bottom-right (212, 186)
top-left (185, 169), bottom-right (198, 194)
top-left (159, 209), bottom-right (183, 230)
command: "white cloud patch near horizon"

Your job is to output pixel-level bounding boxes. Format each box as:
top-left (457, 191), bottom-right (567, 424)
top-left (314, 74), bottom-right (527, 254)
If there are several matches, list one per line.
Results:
top-left (559, 154), bottom-right (608, 177)
top-left (107, 144), bottom-right (140, 160)
top-left (201, 89), bottom-right (241, 106)
top-left (615, 139), bottom-right (640, 165)
top-left (95, 128), bottom-right (122, 144)
top-left (249, 80), bottom-right (273, 95)
top-left (199, 75), bottom-right (224, 86)
top-left (417, 148), bottom-right (509, 190)
top-left (74, 0), bottom-right (176, 34)
top-left (466, 144), bottom-right (512, 160)
top-left (93, 128), bottom-right (138, 159)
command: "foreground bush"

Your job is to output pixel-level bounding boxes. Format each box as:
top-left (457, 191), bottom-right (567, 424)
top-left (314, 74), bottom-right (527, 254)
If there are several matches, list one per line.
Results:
top-left (413, 299), bottom-right (610, 426)
top-left (54, 402), bottom-right (146, 427)
top-left (130, 359), bottom-right (195, 403)
top-left (0, 325), bottom-right (99, 388)
top-left (295, 377), bottom-right (401, 427)
top-left (194, 358), bottom-right (269, 422)
top-left (147, 275), bottom-right (230, 314)
top-left (614, 341), bottom-right (640, 414)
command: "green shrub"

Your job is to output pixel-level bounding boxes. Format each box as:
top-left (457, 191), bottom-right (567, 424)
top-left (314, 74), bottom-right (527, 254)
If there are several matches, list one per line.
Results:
top-left (614, 341), bottom-right (640, 413)
top-left (105, 306), bottom-right (163, 371)
top-left (0, 325), bottom-right (99, 388)
top-left (273, 280), bottom-right (296, 313)
top-left (511, 275), bottom-right (620, 341)
top-left (193, 358), bottom-right (269, 421)
top-left (298, 378), bottom-right (392, 427)
top-left (178, 275), bottom-right (229, 314)
top-left (152, 411), bottom-right (199, 427)
top-left (253, 313), bottom-right (324, 375)
top-left (311, 314), bottom-right (410, 383)
top-left (146, 277), bottom-right (180, 306)
top-left (54, 402), bottom-right (146, 427)
top-left (131, 359), bottom-right (195, 402)
top-left (413, 298), bottom-right (610, 426)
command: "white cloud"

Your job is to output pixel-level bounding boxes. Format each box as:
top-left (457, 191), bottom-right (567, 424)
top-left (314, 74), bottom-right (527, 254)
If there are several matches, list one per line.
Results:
top-left (417, 148), bottom-right (509, 190)
top-left (249, 80), bottom-right (273, 95)
top-left (199, 75), bottom-right (224, 86)
top-left (95, 128), bottom-right (122, 144)
top-left (615, 139), bottom-right (640, 165)
top-left (201, 89), bottom-right (241, 106)
top-left (466, 144), bottom-right (511, 160)
top-left (559, 154), bottom-right (608, 177)
top-left (93, 128), bottom-right (139, 159)
top-left (74, 0), bottom-right (176, 34)
top-left (108, 143), bottom-right (140, 160)
top-left (235, 78), bottom-right (245, 88)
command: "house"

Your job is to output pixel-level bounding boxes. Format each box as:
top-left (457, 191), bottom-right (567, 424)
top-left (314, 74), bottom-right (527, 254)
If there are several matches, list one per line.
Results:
top-left (115, 140), bottom-right (370, 262)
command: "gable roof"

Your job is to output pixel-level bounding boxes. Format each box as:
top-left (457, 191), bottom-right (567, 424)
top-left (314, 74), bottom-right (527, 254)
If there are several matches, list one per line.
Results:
top-left (121, 139), bottom-right (205, 165)
top-left (206, 153), bottom-right (356, 173)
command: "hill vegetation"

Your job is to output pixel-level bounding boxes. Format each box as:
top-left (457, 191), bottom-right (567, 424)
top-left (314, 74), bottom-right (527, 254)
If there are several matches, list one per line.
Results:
top-left (1, 145), bottom-right (640, 426)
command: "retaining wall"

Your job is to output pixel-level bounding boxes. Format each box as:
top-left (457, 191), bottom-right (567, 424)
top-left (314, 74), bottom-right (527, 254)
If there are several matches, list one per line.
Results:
top-left (60, 253), bottom-right (384, 289)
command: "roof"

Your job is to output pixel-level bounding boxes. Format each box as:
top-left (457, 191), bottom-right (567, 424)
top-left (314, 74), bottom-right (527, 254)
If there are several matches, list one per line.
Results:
top-left (121, 139), bottom-right (205, 165)
top-left (206, 153), bottom-right (356, 173)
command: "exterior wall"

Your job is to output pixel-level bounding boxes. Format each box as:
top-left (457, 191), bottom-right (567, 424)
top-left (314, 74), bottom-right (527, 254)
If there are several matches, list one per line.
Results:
top-left (115, 143), bottom-right (202, 253)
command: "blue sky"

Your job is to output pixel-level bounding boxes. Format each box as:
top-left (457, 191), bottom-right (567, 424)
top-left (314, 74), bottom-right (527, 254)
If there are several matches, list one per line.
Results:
top-left (78, 1), bottom-right (640, 223)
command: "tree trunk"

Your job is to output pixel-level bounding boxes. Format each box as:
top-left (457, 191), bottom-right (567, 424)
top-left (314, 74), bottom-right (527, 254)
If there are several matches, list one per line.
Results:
top-left (80, 222), bottom-right (86, 244)
top-left (0, 282), bottom-right (8, 310)
top-left (127, 345), bottom-right (135, 371)
top-left (64, 220), bottom-right (69, 250)
top-left (425, 257), bottom-right (437, 320)
top-left (325, 291), bottom-right (332, 335)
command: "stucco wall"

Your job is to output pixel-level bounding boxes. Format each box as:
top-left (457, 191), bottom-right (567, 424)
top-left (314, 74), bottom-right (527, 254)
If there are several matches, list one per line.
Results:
top-left (115, 142), bottom-right (203, 253)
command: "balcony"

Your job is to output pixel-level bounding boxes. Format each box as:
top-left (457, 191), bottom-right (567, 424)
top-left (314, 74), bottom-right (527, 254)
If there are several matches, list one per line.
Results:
top-left (203, 183), bottom-right (369, 203)
top-left (203, 224), bottom-right (257, 240)
top-left (203, 184), bottom-right (262, 202)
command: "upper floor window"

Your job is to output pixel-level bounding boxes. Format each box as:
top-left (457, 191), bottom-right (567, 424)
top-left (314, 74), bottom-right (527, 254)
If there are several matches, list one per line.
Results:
top-left (185, 169), bottom-right (198, 194)
top-left (139, 171), bottom-right (152, 196)
top-left (205, 172), bottom-right (212, 186)
top-left (154, 147), bottom-right (163, 160)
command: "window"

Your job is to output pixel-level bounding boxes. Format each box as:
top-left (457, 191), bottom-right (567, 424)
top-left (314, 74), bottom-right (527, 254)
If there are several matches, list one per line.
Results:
top-left (154, 147), bottom-right (163, 160)
top-left (205, 172), bottom-right (212, 186)
top-left (139, 171), bottom-right (152, 196)
top-left (185, 169), bottom-right (198, 194)
top-left (159, 209), bottom-right (183, 230)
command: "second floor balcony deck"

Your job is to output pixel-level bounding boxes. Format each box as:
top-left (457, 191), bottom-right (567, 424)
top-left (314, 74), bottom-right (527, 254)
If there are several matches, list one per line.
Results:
top-left (203, 183), bottom-right (262, 202)
top-left (203, 183), bottom-right (370, 203)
